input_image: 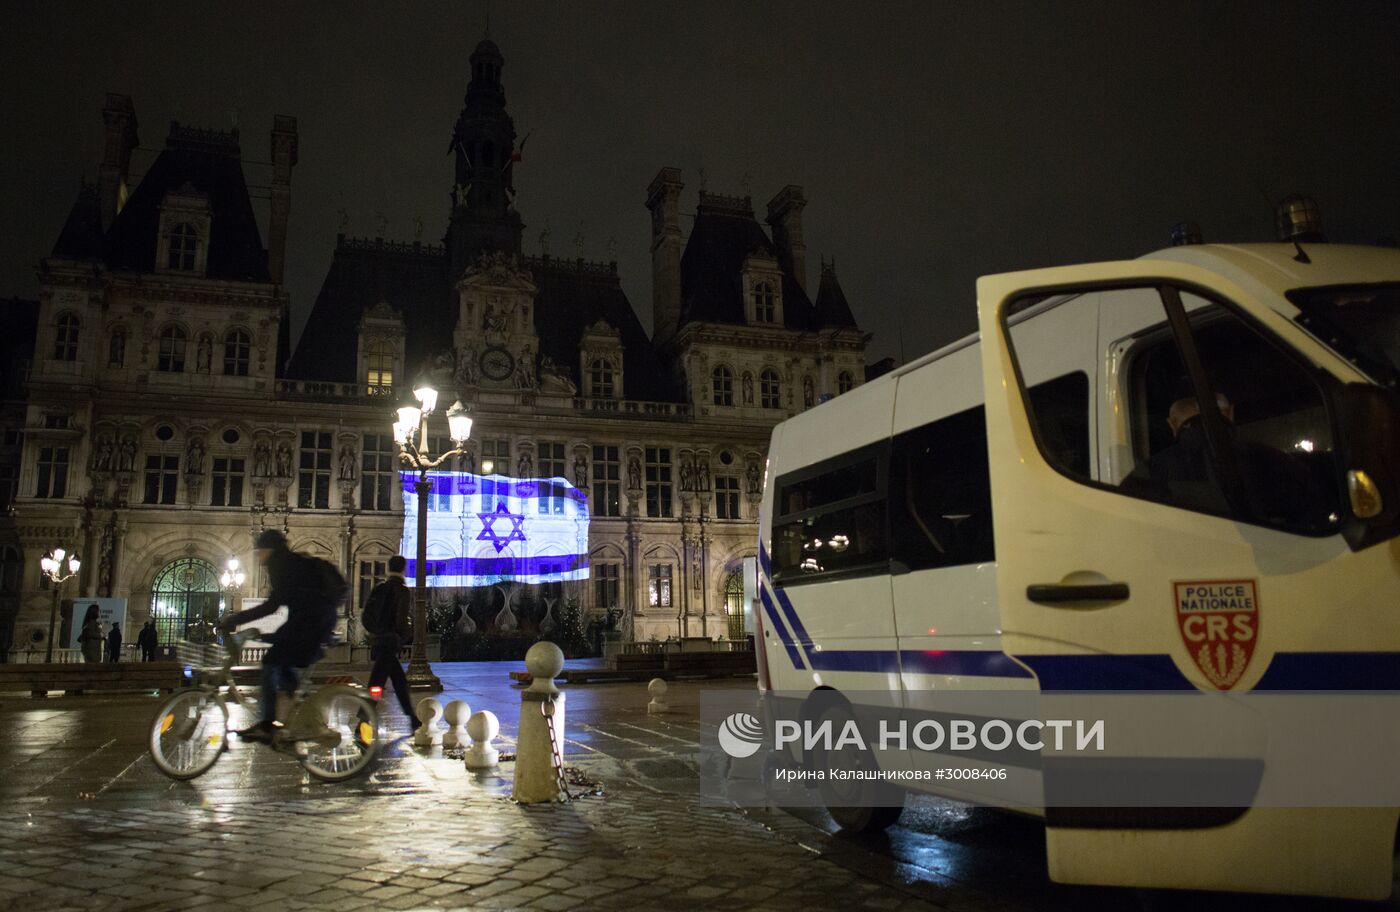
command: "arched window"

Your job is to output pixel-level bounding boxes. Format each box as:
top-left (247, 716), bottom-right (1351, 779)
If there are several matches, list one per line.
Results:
top-left (712, 366), bottom-right (734, 406)
top-left (167, 223), bottom-right (198, 271)
top-left (760, 369), bottom-right (781, 409)
top-left (589, 358), bottom-right (616, 399)
top-left (752, 282), bottom-right (776, 323)
top-left (149, 557), bottom-right (222, 645)
top-left (223, 329), bottom-right (251, 376)
top-left (365, 340), bottom-right (394, 394)
top-left (723, 567), bottom-right (746, 641)
top-left (158, 325), bottom-right (187, 372)
top-left (53, 313), bottom-right (79, 361)
top-left (838, 370), bottom-right (855, 394)
top-left (108, 326), bottom-right (127, 366)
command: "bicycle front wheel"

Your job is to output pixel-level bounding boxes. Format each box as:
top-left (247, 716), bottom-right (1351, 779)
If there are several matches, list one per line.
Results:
top-left (295, 691), bottom-right (380, 782)
top-left (149, 690), bottom-right (228, 780)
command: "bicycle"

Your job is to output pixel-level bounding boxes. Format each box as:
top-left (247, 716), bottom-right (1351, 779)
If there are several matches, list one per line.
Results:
top-left (148, 629), bottom-right (380, 781)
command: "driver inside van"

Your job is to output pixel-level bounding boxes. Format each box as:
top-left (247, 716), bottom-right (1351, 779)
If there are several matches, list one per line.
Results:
top-left (1120, 392), bottom-right (1235, 514)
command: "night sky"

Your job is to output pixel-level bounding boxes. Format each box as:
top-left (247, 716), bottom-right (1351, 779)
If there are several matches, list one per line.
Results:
top-left (4, 1), bottom-right (1398, 363)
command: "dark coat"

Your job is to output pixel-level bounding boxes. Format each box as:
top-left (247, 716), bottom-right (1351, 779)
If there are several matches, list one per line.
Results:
top-left (364, 576), bottom-right (412, 650)
top-left (106, 626), bottom-right (122, 661)
top-left (227, 548), bottom-right (334, 667)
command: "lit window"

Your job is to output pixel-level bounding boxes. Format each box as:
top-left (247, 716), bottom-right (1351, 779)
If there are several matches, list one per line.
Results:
top-left (648, 564), bottom-right (673, 608)
top-left (366, 342), bottom-right (394, 395)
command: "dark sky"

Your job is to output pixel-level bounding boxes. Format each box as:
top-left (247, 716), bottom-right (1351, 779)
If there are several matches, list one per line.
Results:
top-left (4, 1), bottom-right (1398, 363)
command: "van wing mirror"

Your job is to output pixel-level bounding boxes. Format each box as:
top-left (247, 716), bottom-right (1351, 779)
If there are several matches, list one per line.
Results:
top-left (1333, 382), bottom-right (1400, 550)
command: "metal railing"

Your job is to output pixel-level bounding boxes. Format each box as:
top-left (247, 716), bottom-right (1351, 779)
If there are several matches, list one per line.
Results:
top-left (4, 643), bottom-right (177, 664)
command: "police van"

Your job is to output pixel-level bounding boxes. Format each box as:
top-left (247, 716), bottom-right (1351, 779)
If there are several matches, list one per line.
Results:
top-left (756, 239), bottom-right (1400, 900)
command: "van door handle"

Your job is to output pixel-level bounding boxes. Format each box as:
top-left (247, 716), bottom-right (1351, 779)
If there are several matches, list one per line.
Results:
top-left (1026, 582), bottom-right (1130, 604)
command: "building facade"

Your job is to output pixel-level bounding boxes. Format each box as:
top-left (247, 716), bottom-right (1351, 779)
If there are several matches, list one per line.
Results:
top-left (5, 39), bottom-right (867, 653)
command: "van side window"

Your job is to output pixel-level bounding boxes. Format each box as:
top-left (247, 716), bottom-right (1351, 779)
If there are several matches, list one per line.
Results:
top-left (890, 406), bottom-right (994, 570)
top-left (773, 450), bottom-right (886, 583)
top-left (1006, 284), bottom-right (1341, 536)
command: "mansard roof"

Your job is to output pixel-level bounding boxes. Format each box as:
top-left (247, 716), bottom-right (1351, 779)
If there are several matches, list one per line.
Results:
top-left (812, 261), bottom-right (858, 329)
top-left (285, 235), bottom-right (450, 381)
top-left (102, 123), bottom-right (270, 282)
top-left (678, 192), bottom-right (817, 331)
top-left (51, 185), bottom-right (105, 261)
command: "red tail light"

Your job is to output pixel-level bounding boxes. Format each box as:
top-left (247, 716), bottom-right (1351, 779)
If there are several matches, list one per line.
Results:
top-left (369, 685), bottom-right (383, 699)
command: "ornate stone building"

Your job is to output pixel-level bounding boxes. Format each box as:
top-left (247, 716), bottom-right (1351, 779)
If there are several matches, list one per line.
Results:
top-left (4, 38), bottom-right (868, 653)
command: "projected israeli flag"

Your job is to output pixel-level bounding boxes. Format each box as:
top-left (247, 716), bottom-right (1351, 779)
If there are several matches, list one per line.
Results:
top-left (401, 472), bottom-right (590, 586)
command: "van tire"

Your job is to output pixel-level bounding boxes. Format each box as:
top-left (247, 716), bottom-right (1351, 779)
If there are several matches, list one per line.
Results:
top-left (809, 702), bottom-right (905, 834)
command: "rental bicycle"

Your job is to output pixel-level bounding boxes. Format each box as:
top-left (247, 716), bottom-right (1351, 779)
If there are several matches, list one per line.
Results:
top-left (148, 629), bottom-right (380, 781)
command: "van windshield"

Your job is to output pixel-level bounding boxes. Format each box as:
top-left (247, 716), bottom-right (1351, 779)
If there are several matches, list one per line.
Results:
top-left (1289, 283), bottom-right (1400, 388)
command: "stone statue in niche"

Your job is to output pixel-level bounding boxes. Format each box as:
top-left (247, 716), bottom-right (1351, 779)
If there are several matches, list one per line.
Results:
top-left (338, 444), bottom-right (358, 481)
top-left (92, 435), bottom-right (115, 472)
top-left (627, 455), bottom-right (642, 491)
top-left (462, 450), bottom-right (476, 474)
top-left (117, 435), bottom-right (137, 472)
top-left (678, 457), bottom-right (694, 493)
top-left (196, 334), bottom-right (212, 373)
top-left (108, 330), bottom-right (125, 367)
top-left (803, 376), bottom-right (815, 408)
top-left (746, 459), bottom-right (762, 496)
top-left (275, 443), bottom-right (293, 478)
top-left (517, 452), bottom-right (533, 478)
top-left (482, 302), bottom-right (508, 333)
top-left (742, 373), bottom-right (754, 405)
top-left (574, 454), bottom-right (589, 489)
top-left (697, 457), bottom-right (711, 493)
top-left (253, 441), bottom-right (272, 478)
top-left (457, 343), bottom-right (479, 386)
top-left (185, 438), bottom-right (205, 475)
top-left (513, 346), bottom-right (535, 389)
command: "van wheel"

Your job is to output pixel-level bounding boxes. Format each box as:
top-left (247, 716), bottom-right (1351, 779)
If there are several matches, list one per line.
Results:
top-left (809, 702), bottom-right (905, 834)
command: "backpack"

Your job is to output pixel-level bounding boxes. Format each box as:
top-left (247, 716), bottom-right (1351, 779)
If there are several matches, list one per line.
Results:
top-left (299, 554), bottom-right (348, 642)
top-left (361, 580), bottom-right (396, 636)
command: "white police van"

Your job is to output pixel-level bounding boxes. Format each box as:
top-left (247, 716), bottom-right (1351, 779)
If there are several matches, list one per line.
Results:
top-left (756, 240), bottom-right (1400, 900)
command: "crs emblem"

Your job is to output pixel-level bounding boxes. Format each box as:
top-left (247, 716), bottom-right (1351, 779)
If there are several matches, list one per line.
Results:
top-left (1174, 580), bottom-right (1260, 691)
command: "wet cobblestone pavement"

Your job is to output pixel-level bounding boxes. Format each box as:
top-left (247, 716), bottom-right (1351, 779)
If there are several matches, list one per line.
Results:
top-left (0, 664), bottom-right (1391, 911)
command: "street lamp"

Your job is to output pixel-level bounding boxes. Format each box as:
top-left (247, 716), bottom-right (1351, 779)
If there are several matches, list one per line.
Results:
top-left (39, 547), bottom-right (81, 663)
top-left (393, 380), bottom-right (472, 690)
top-left (219, 557), bottom-right (246, 593)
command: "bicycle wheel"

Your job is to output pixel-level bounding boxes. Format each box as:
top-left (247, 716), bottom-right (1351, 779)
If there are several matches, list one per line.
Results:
top-left (295, 691), bottom-right (380, 781)
top-left (149, 690), bottom-right (228, 780)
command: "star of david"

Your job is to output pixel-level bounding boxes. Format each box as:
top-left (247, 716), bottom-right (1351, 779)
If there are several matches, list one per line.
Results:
top-left (476, 501), bottom-right (527, 553)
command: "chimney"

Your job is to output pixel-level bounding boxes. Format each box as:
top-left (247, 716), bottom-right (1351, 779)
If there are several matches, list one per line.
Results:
top-left (646, 167), bottom-right (684, 345)
top-left (267, 115), bottom-right (299, 285)
top-left (97, 94), bottom-right (139, 231)
top-left (766, 185), bottom-right (808, 293)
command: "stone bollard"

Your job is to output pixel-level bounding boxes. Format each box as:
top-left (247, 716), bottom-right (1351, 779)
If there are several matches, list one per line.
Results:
top-left (646, 677), bottom-right (669, 714)
top-left (511, 642), bottom-right (567, 803)
top-left (463, 710), bottom-right (501, 769)
top-left (442, 700), bottom-right (471, 749)
top-left (413, 698), bottom-right (444, 748)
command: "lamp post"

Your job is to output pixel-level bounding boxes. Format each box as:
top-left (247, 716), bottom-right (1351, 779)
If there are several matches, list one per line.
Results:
top-left (39, 548), bottom-right (81, 663)
top-left (393, 379), bottom-right (472, 691)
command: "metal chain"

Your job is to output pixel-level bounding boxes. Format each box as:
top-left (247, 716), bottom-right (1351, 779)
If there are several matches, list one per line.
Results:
top-left (540, 695), bottom-right (573, 801)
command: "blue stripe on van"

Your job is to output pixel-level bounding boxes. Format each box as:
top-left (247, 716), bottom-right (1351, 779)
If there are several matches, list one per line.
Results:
top-left (772, 586), bottom-right (814, 652)
top-left (900, 649), bottom-right (1034, 679)
top-left (1019, 652), bottom-right (1400, 692)
top-left (808, 650), bottom-right (902, 674)
top-left (759, 583), bottom-right (806, 670)
top-left (1255, 652), bottom-right (1400, 691)
top-left (1017, 654), bottom-right (1196, 692)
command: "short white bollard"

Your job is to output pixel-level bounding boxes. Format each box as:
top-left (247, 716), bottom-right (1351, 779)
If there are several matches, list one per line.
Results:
top-left (646, 677), bottom-right (669, 714)
top-left (463, 710), bottom-right (501, 769)
top-left (511, 641), bottom-right (567, 803)
top-left (413, 697), bottom-right (444, 748)
top-left (442, 700), bottom-right (471, 749)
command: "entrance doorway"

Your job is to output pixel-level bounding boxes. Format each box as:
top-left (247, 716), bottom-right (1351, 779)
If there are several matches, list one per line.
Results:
top-left (150, 558), bottom-right (222, 644)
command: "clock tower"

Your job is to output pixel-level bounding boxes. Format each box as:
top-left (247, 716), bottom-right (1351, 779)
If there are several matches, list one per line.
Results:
top-left (452, 251), bottom-right (540, 398)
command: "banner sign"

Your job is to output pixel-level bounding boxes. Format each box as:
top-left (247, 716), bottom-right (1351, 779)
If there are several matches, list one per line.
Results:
top-left (68, 597), bottom-right (127, 649)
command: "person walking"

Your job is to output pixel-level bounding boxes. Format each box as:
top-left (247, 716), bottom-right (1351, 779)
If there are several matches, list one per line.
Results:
top-left (138, 621), bottom-right (158, 661)
top-left (106, 622), bottom-right (122, 663)
top-left (79, 604), bottom-right (103, 663)
top-left (362, 555), bottom-right (420, 732)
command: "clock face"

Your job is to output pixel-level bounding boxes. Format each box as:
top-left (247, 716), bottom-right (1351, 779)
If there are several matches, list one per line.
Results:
top-left (480, 346), bottom-right (515, 381)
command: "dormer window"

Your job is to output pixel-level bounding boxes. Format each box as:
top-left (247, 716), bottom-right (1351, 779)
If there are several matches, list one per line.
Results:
top-left (752, 282), bottom-right (776, 323)
top-left (53, 313), bottom-right (80, 361)
top-left (589, 358), bottom-right (616, 399)
top-left (365, 340), bottom-right (394, 394)
top-left (167, 223), bottom-right (199, 270)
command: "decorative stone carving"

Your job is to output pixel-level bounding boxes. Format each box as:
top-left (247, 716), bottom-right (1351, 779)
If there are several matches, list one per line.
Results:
top-left (338, 443), bottom-right (358, 482)
top-left (117, 435), bottom-right (137, 473)
top-left (185, 437), bottom-right (205, 475)
top-left (627, 454), bottom-right (642, 492)
top-left (746, 458), bottom-right (762, 497)
top-left (252, 441), bottom-right (272, 478)
top-left (196, 333), bottom-right (212, 373)
top-left (274, 443), bottom-right (293, 478)
top-left (573, 452), bottom-right (588, 489)
top-left (537, 355), bottom-right (576, 396)
top-left (92, 435), bottom-right (115, 473)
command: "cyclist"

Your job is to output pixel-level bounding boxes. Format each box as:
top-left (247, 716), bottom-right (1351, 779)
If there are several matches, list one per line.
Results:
top-left (221, 529), bottom-right (343, 744)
